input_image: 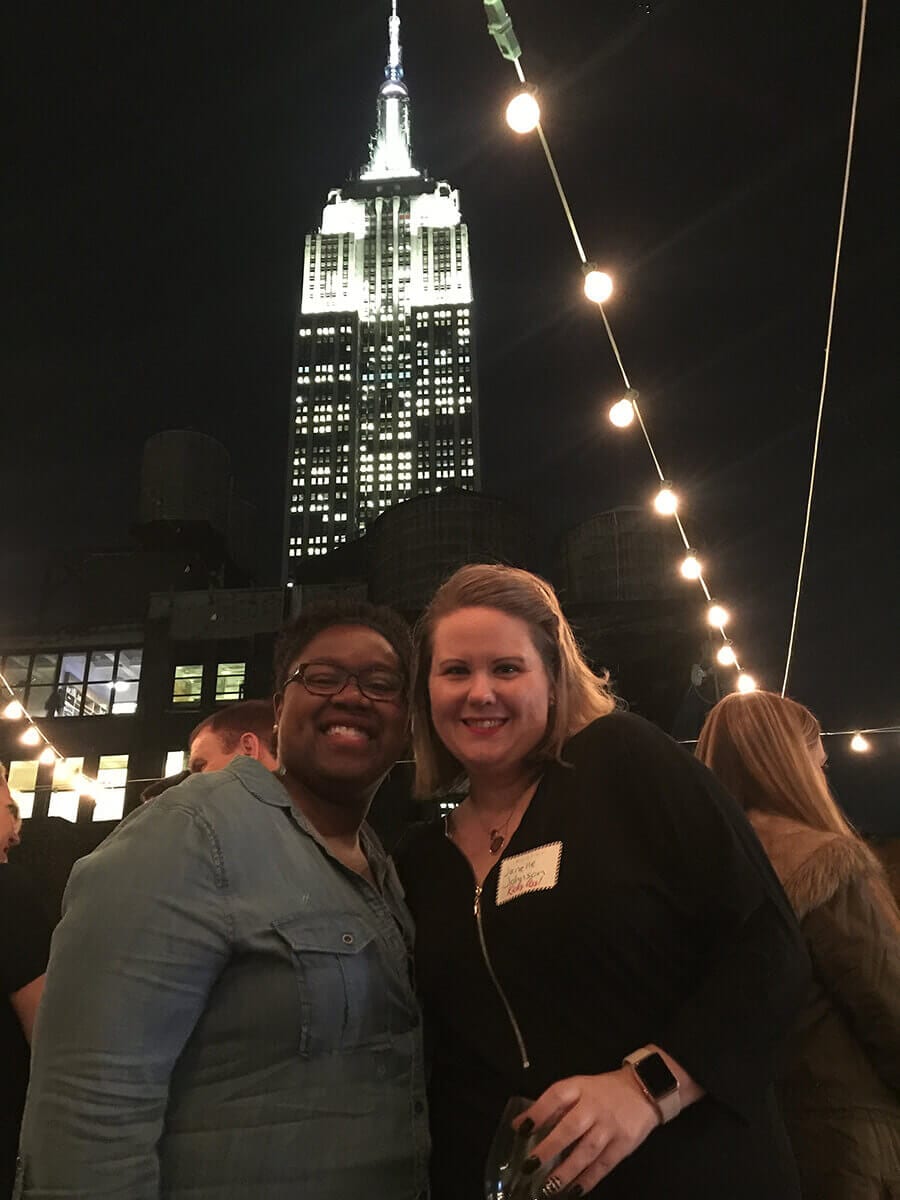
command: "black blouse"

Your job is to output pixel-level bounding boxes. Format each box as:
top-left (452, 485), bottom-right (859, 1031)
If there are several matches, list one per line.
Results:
top-left (396, 712), bottom-right (808, 1199)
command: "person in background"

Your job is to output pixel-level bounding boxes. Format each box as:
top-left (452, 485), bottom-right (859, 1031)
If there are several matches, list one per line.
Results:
top-left (187, 698), bottom-right (278, 774)
top-left (396, 563), bottom-right (809, 1199)
top-left (16, 600), bottom-right (428, 1199)
top-left (139, 770), bottom-right (191, 803)
top-left (697, 690), bottom-right (900, 1200)
top-left (0, 770), bottom-right (50, 1199)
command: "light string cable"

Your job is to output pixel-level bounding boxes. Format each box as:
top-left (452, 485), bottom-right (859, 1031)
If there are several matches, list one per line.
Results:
top-left (679, 726), bottom-right (900, 749)
top-left (485, 1), bottom-right (752, 685)
top-left (1, 668), bottom-right (119, 800)
top-left (781, 0), bottom-right (869, 696)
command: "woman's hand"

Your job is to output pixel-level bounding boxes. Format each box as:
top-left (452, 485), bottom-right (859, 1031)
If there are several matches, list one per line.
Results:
top-left (513, 1068), bottom-right (660, 1196)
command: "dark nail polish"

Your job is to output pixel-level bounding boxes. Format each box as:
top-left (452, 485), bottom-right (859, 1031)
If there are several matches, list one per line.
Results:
top-left (521, 1156), bottom-right (540, 1176)
top-left (566, 1187), bottom-right (584, 1198)
top-left (517, 1117), bottom-right (535, 1138)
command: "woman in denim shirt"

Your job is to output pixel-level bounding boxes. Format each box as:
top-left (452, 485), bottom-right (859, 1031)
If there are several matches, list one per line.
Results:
top-left (17, 600), bottom-right (429, 1200)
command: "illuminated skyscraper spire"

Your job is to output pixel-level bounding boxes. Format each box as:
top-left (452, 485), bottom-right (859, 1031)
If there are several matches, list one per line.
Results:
top-left (283, 0), bottom-right (479, 573)
top-left (361, 1), bottom-right (420, 180)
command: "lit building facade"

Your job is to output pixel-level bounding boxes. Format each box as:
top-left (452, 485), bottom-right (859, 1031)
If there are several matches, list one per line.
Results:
top-left (283, 2), bottom-right (480, 572)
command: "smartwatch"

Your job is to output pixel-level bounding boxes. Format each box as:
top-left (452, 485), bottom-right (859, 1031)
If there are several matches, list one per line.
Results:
top-left (622, 1048), bottom-right (681, 1123)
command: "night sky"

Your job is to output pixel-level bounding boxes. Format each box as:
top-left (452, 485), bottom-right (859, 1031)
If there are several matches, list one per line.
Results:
top-left (4, 1), bottom-right (898, 818)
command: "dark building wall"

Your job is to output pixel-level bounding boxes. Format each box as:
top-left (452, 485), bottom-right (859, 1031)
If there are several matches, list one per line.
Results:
top-left (368, 490), bottom-right (532, 611)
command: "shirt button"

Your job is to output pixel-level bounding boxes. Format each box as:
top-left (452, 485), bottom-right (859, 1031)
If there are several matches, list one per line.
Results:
top-left (342, 933), bottom-right (354, 945)
top-left (414, 1100), bottom-right (425, 1115)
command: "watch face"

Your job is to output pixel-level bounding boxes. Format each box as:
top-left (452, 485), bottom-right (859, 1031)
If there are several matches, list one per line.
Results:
top-left (635, 1052), bottom-right (678, 1097)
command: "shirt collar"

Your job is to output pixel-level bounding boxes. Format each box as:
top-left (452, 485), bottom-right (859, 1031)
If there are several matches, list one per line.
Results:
top-left (226, 756), bottom-right (390, 877)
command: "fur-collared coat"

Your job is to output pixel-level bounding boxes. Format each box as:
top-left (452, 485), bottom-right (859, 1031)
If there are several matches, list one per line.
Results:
top-left (748, 810), bottom-right (900, 1199)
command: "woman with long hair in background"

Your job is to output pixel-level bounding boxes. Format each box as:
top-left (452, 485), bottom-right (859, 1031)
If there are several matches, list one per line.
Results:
top-left (697, 690), bottom-right (900, 1199)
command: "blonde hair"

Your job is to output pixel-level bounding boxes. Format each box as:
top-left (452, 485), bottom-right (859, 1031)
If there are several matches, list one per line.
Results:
top-left (696, 691), bottom-right (850, 833)
top-left (697, 690), bottom-right (899, 922)
top-left (412, 563), bottom-right (614, 795)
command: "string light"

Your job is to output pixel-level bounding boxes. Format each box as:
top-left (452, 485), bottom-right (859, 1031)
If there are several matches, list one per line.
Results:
top-left (653, 482), bottom-right (678, 516)
top-left (583, 267), bottom-right (613, 304)
top-left (485, 6), bottom-right (753, 687)
top-left (736, 673), bottom-right (757, 693)
top-left (609, 389), bottom-right (637, 428)
top-left (680, 551), bottom-right (702, 580)
top-left (707, 603), bottom-right (729, 628)
top-left (0, 669), bottom-right (118, 797)
top-left (849, 733), bottom-right (870, 753)
top-left (716, 643), bottom-right (737, 667)
top-left (505, 88), bottom-right (540, 133)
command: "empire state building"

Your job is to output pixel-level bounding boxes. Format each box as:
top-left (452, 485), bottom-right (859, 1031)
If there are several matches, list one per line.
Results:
top-left (283, 2), bottom-right (480, 573)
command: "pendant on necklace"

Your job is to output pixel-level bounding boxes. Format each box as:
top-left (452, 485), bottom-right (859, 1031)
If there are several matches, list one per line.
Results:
top-left (489, 831), bottom-right (504, 854)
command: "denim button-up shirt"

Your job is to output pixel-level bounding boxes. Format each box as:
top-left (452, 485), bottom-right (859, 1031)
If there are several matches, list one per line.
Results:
top-left (17, 757), bottom-right (429, 1199)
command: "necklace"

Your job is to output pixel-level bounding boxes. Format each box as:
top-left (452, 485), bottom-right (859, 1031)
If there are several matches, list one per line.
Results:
top-left (456, 781), bottom-right (538, 855)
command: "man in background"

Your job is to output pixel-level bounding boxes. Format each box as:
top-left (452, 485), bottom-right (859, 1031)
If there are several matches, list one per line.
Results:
top-left (187, 699), bottom-right (277, 774)
top-left (0, 769), bottom-right (50, 1198)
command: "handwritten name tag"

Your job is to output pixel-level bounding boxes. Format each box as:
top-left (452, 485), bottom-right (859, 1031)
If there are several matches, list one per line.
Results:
top-left (496, 841), bottom-right (563, 906)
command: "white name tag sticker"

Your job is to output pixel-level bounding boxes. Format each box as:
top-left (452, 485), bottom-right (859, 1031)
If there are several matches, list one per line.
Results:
top-left (496, 842), bottom-right (563, 906)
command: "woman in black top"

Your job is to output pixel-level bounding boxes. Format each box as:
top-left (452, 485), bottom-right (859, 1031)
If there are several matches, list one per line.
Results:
top-left (396, 563), bottom-right (809, 1199)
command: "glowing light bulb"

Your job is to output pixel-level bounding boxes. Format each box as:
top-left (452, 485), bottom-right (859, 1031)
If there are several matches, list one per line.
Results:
top-left (680, 551), bottom-right (702, 580)
top-left (20, 725), bottom-right (41, 746)
top-left (609, 390), bottom-right (636, 428)
top-left (583, 269), bottom-right (613, 304)
top-left (39, 746), bottom-right (57, 766)
top-left (506, 90), bottom-right (540, 134)
top-left (707, 603), bottom-right (729, 628)
top-left (850, 733), bottom-right (870, 753)
top-left (654, 482), bottom-right (678, 516)
top-left (736, 673), bottom-right (757, 693)
top-left (716, 643), bottom-right (737, 667)
top-left (3, 699), bottom-right (24, 720)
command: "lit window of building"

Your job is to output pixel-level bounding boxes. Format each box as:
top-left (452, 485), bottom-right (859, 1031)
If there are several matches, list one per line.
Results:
top-left (7, 761), bottom-right (38, 820)
top-left (215, 663), bottom-right (246, 703)
top-left (94, 754), bottom-right (129, 821)
top-left (172, 664), bottom-right (204, 707)
top-left (49, 757), bottom-right (84, 823)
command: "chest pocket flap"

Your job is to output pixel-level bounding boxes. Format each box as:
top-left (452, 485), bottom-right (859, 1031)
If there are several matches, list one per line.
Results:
top-left (273, 914), bottom-right (394, 1056)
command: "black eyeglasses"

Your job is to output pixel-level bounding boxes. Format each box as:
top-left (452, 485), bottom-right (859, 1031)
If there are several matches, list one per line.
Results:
top-left (283, 662), bottom-right (405, 703)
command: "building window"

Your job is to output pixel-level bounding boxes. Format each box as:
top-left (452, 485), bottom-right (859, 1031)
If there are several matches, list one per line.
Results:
top-left (173, 665), bottom-right (204, 706)
top-left (48, 757), bottom-right (84, 822)
top-left (0, 648), bottom-right (143, 718)
top-left (215, 663), bottom-right (246, 703)
top-left (7, 761), bottom-right (38, 820)
top-left (94, 754), bottom-right (128, 822)
top-left (165, 750), bottom-right (187, 777)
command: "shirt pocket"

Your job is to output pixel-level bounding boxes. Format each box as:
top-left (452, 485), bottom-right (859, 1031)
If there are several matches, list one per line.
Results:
top-left (272, 913), bottom-right (394, 1056)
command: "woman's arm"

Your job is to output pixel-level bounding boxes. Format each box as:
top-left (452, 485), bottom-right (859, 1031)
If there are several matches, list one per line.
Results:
top-left (803, 876), bottom-right (900, 1093)
top-left (515, 718), bottom-right (810, 1194)
top-left (9, 973), bottom-right (45, 1044)
top-left (17, 801), bottom-right (230, 1200)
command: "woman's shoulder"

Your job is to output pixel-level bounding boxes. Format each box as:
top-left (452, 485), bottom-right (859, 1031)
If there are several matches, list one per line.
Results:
top-left (392, 814), bottom-right (447, 878)
top-left (748, 810), bottom-right (876, 920)
top-left (563, 708), bottom-right (699, 777)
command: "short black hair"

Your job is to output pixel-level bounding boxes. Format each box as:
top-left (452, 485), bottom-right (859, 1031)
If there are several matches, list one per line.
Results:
top-left (273, 599), bottom-right (412, 692)
top-left (189, 698), bottom-right (276, 754)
